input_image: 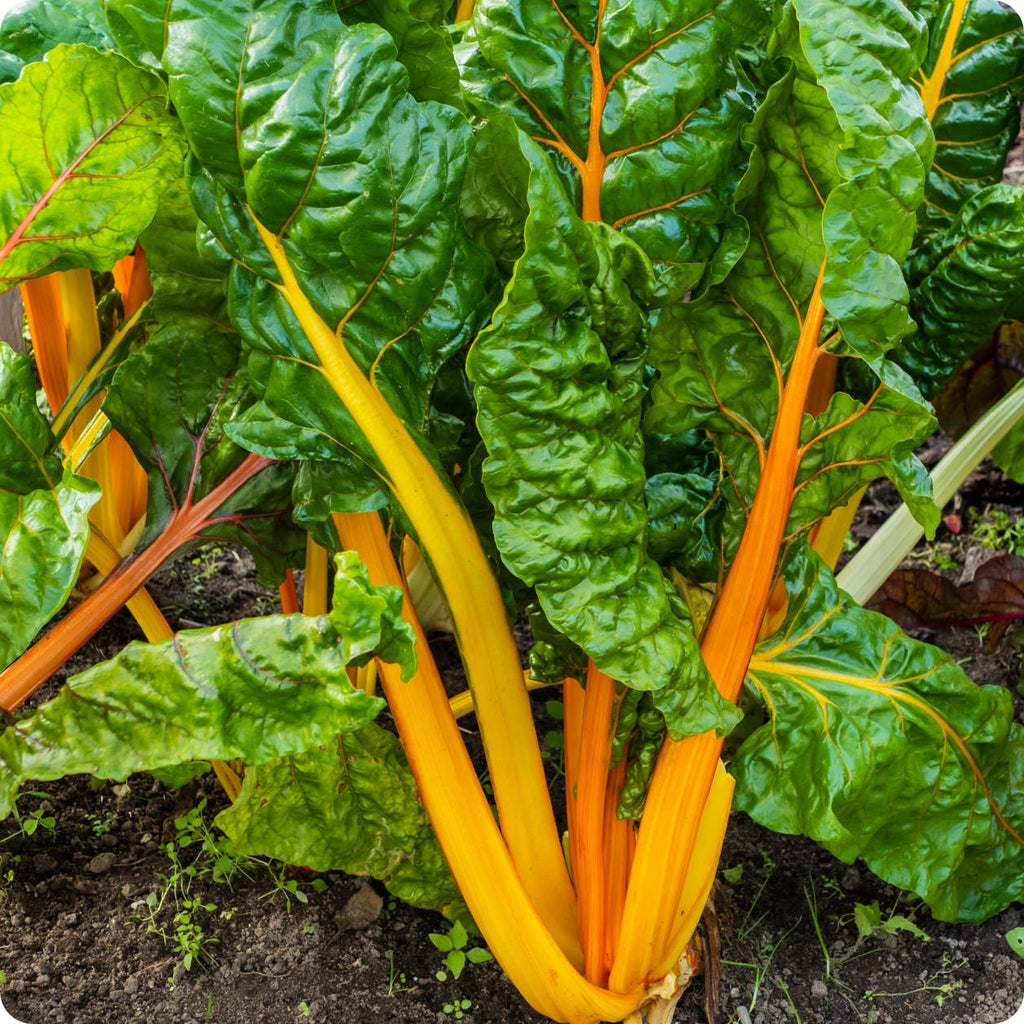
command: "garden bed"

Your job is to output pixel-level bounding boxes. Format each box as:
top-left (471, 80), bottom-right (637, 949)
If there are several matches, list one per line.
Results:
top-left (0, 447), bottom-right (1022, 1024)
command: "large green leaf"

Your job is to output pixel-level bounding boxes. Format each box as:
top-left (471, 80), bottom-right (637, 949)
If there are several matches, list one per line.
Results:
top-left (733, 546), bottom-right (1024, 923)
top-left (647, 0), bottom-right (938, 562)
top-left (458, 0), bottom-right (765, 297)
top-left (217, 722), bottom-right (464, 917)
top-left (156, 0), bottom-right (493, 469)
top-left (0, 43), bottom-right (185, 288)
top-left (898, 184), bottom-right (1024, 397)
top-left (0, 0), bottom-right (113, 83)
top-left (916, 0), bottom-right (1024, 231)
top-left (467, 131), bottom-right (736, 739)
top-left (0, 346), bottom-right (99, 670)
top-left (0, 550), bottom-right (417, 817)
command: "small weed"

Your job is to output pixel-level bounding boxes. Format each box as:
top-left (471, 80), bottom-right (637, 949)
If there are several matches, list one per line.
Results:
top-left (851, 900), bottom-right (929, 943)
top-left (259, 864), bottom-right (327, 913)
top-left (387, 953), bottom-right (412, 996)
top-left (205, 993), bottom-right (213, 1022)
top-left (2, 792), bottom-right (57, 842)
top-left (0, 969), bottom-right (7, 985)
top-left (301, 918), bottom-right (317, 936)
top-left (971, 507), bottom-right (1024, 555)
top-left (442, 998), bottom-right (472, 1019)
top-left (298, 1000), bottom-right (311, 1017)
top-left (861, 952), bottom-right (968, 1008)
top-left (429, 920), bottom-right (493, 981)
top-left (87, 811), bottom-right (117, 836)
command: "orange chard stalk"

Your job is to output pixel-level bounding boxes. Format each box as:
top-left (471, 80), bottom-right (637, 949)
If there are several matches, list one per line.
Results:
top-left (572, 662), bottom-right (620, 985)
top-left (610, 267), bottom-right (828, 991)
top-left (278, 568), bottom-right (300, 614)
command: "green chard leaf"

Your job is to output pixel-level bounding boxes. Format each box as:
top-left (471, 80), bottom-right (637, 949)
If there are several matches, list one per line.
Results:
top-left (335, 0), bottom-right (462, 108)
top-left (216, 722), bottom-right (464, 918)
top-left (898, 184), bottom-right (1024, 398)
top-left (0, 0), bottom-right (114, 83)
top-left (457, 0), bottom-right (767, 298)
top-left (467, 132), bottom-right (737, 739)
top-left (153, 0), bottom-right (494, 501)
top-left (916, 0), bottom-right (1024, 232)
top-left (0, 346), bottom-right (99, 670)
top-left (733, 545), bottom-right (1024, 923)
top-left (102, 325), bottom-right (305, 586)
top-left (0, 43), bottom-right (185, 287)
top-left (0, 549), bottom-right (419, 816)
top-left (646, 0), bottom-right (938, 564)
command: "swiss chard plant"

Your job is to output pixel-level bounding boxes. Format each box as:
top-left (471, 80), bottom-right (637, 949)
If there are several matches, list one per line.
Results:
top-left (0, 1), bottom-right (1023, 1022)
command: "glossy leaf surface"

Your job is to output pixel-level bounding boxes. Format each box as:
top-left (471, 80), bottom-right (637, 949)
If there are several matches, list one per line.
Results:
top-left (162, 0), bottom-right (492, 470)
top-left (0, 346), bottom-right (99, 670)
top-left (458, 0), bottom-right (764, 296)
top-left (0, 0), bottom-right (113, 83)
top-left (0, 551), bottom-right (416, 816)
top-left (335, 0), bottom-right (461, 106)
top-left (899, 185), bottom-right (1024, 397)
top-left (467, 133), bottom-right (735, 738)
top-left (734, 546), bottom-right (1024, 923)
top-left (0, 44), bottom-right (185, 287)
top-left (217, 722), bottom-right (463, 916)
top-left (916, 0), bottom-right (1024, 230)
top-left (0, 611), bottom-right (385, 817)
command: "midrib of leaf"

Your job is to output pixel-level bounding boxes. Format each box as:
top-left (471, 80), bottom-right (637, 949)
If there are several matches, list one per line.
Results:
top-left (747, 641), bottom-right (1024, 850)
top-left (517, 0), bottom-right (721, 224)
top-left (916, 0), bottom-right (969, 121)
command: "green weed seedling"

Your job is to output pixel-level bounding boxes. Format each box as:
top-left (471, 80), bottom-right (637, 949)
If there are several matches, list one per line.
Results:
top-left (259, 864), bottom-right (327, 913)
top-left (852, 901), bottom-right (929, 943)
top-left (2, 792), bottom-right (56, 842)
top-left (443, 998), bottom-right (472, 1019)
top-left (429, 920), bottom-right (493, 981)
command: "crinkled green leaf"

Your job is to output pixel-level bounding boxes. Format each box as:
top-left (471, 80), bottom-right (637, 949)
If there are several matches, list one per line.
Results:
top-left (0, 346), bottom-right (100, 669)
top-left (0, 0), bottom-right (113, 83)
top-left (139, 174), bottom-right (230, 331)
top-left (733, 545), bottom-right (1024, 923)
top-left (916, 0), bottom-right (1024, 231)
top-left (899, 185), bottom-right (1024, 397)
top-left (458, 0), bottom-right (765, 297)
top-left (0, 610), bottom-right (387, 817)
top-left (330, 549), bottom-right (417, 681)
top-left (467, 132), bottom-right (736, 739)
top-left (102, 325), bottom-right (305, 585)
top-left (647, 0), bottom-right (938, 561)
top-left (0, 44), bottom-right (185, 287)
top-left (163, 0), bottom-right (492, 469)
top-left (216, 723), bottom-right (464, 918)
top-left (335, 0), bottom-right (462, 107)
